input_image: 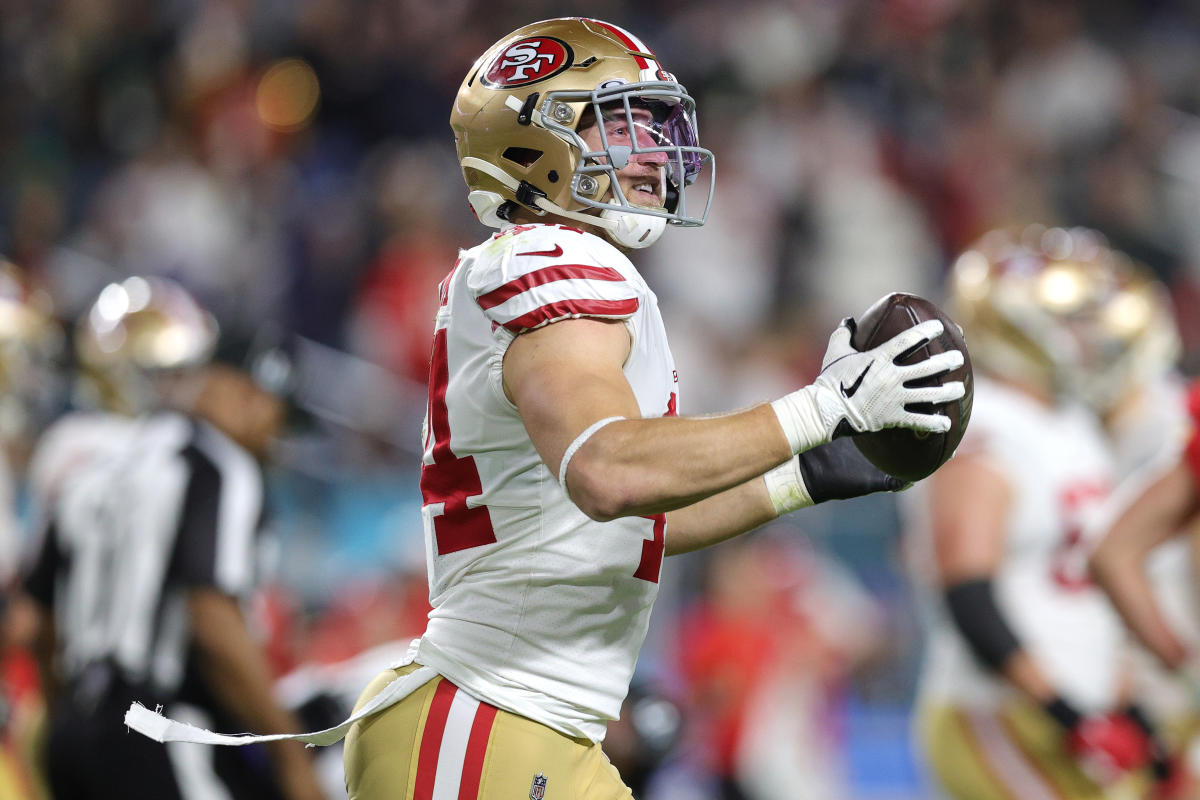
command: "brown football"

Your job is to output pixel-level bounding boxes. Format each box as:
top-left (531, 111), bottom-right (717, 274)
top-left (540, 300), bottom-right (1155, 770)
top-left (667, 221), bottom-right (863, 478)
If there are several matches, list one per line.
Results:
top-left (848, 292), bottom-right (973, 483)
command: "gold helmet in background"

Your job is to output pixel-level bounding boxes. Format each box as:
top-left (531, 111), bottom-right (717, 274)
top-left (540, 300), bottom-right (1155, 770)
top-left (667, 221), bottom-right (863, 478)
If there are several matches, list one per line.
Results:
top-left (451, 17), bottom-right (714, 248)
top-left (949, 225), bottom-right (1179, 414)
top-left (75, 276), bottom-right (218, 414)
top-left (0, 259), bottom-right (63, 441)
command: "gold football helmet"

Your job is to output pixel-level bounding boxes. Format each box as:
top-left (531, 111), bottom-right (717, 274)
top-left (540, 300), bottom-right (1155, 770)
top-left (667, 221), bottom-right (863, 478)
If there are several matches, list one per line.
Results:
top-left (0, 259), bottom-right (63, 440)
top-left (451, 17), bottom-right (714, 248)
top-left (949, 225), bottom-right (1179, 413)
top-left (75, 276), bottom-right (219, 414)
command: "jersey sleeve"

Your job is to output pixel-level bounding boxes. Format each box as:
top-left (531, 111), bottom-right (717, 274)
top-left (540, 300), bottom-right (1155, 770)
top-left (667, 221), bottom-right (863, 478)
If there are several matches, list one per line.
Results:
top-left (1185, 379), bottom-right (1200, 489)
top-left (170, 436), bottom-right (265, 597)
top-left (468, 228), bottom-right (641, 335)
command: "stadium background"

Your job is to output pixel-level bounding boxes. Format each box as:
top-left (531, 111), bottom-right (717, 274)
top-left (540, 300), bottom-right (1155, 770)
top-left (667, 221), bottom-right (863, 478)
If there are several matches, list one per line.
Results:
top-left (4, 0), bottom-right (1200, 797)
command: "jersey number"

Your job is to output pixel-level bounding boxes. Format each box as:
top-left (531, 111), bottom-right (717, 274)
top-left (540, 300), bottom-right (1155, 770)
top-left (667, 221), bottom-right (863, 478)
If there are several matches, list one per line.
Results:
top-left (420, 326), bottom-right (498, 555)
top-left (1049, 482), bottom-right (1108, 591)
top-left (634, 515), bottom-right (665, 583)
top-left (420, 264), bottom-right (668, 581)
top-left (633, 393), bottom-right (675, 583)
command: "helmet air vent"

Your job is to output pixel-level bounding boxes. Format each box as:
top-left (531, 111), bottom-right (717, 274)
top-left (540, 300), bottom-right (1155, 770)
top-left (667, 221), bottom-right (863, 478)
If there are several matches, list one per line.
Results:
top-left (502, 147), bottom-right (543, 167)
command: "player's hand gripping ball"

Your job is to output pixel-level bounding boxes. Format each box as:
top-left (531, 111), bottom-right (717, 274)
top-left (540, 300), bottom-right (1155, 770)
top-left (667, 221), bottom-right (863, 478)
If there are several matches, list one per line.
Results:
top-left (849, 293), bottom-right (973, 482)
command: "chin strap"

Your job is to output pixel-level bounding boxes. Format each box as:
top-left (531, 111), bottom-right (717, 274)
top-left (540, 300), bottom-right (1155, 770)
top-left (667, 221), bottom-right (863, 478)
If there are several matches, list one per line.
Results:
top-left (461, 157), bottom-right (609, 229)
top-left (599, 208), bottom-right (666, 249)
top-left (460, 157), bottom-right (666, 249)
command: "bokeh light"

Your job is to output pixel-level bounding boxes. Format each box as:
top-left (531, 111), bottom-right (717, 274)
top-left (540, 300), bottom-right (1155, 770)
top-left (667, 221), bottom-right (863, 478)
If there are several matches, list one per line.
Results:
top-left (255, 58), bottom-right (320, 133)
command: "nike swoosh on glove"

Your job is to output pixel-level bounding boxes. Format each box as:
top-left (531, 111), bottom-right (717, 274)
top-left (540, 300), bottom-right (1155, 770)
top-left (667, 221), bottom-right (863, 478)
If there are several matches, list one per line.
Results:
top-left (771, 317), bottom-right (966, 454)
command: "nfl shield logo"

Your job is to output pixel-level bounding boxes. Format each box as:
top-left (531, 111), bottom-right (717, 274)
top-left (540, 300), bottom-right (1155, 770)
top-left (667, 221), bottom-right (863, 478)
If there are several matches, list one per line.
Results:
top-left (529, 772), bottom-right (547, 800)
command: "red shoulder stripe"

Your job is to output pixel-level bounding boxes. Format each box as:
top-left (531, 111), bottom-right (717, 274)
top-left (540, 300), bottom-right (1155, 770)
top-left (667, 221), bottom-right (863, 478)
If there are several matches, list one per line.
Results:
top-left (502, 298), bottom-right (639, 332)
top-left (477, 264), bottom-right (626, 310)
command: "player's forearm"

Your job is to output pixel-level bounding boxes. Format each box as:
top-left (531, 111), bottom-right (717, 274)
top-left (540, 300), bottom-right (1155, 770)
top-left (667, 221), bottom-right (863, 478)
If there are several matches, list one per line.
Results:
top-left (188, 589), bottom-right (321, 797)
top-left (664, 476), bottom-right (778, 555)
top-left (567, 404), bottom-right (792, 520)
top-left (1090, 461), bottom-right (1199, 668)
top-left (1001, 649), bottom-right (1060, 705)
top-left (1092, 549), bottom-right (1190, 669)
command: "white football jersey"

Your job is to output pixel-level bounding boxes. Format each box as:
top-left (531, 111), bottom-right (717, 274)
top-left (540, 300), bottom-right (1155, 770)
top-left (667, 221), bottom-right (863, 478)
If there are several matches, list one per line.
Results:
top-left (907, 377), bottom-right (1124, 713)
top-left (26, 411), bottom-right (137, 523)
top-left (414, 222), bottom-right (678, 742)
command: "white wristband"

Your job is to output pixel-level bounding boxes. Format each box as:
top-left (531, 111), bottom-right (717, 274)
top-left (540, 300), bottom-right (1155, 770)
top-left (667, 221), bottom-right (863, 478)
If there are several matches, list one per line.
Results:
top-left (763, 456), bottom-right (814, 515)
top-left (770, 386), bottom-right (832, 454)
top-left (558, 416), bottom-right (626, 490)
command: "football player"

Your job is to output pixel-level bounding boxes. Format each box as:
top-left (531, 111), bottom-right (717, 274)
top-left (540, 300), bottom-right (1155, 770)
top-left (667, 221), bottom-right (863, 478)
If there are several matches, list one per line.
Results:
top-left (1089, 270), bottom-right (1200, 778)
top-left (336, 17), bottom-right (967, 800)
top-left (23, 277), bottom-right (325, 800)
top-left (125, 18), bottom-right (966, 799)
top-left (905, 225), bottom-right (1184, 799)
top-left (1090, 372), bottom-right (1200, 779)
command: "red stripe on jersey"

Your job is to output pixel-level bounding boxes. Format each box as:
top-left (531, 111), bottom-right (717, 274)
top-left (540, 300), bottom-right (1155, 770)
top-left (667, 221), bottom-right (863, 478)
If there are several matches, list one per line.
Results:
top-left (414, 679), bottom-right (458, 800)
top-left (458, 702), bottom-right (498, 800)
top-left (588, 19), bottom-right (652, 69)
top-left (476, 264), bottom-right (627, 310)
top-left (502, 298), bottom-right (639, 332)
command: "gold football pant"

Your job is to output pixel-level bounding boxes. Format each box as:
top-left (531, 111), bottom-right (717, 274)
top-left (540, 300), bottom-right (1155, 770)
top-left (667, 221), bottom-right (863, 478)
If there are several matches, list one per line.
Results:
top-left (917, 700), bottom-right (1154, 800)
top-left (344, 665), bottom-right (634, 800)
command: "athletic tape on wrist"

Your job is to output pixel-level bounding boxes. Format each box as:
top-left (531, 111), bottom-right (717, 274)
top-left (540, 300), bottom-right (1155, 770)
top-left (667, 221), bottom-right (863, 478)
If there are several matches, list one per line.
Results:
top-left (558, 416), bottom-right (626, 490)
top-left (770, 387), bottom-right (830, 454)
top-left (763, 456), bottom-right (814, 514)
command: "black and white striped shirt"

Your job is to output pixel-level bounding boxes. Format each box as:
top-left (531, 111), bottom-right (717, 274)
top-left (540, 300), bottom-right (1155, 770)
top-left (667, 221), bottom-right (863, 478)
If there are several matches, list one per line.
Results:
top-left (25, 410), bottom-right (265, 698)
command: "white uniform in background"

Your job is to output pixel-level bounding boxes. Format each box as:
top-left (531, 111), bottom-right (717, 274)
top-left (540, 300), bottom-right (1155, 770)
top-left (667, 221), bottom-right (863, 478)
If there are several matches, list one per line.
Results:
top-left (26, 411), bottom-right (137, 521)
top-left (1104, 374), bottom-right (1200, 737)
top-left (907, 377), bottom-right (1125, 790)
top-left (416, 222), bottom-right (679, 743)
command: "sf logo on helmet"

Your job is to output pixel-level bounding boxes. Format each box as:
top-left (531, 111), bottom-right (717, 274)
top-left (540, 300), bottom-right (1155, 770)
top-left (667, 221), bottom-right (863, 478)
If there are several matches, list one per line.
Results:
top-left (483, 37), bottom-right (573, 88)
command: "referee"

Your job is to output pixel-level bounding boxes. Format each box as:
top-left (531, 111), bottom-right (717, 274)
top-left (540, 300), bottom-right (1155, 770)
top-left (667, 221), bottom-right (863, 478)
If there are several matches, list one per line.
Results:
top-left (23, 277), bottom-right (324, 800)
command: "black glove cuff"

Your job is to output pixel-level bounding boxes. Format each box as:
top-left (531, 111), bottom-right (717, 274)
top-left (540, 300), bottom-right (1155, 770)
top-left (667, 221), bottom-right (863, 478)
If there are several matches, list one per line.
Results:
top-left (1042, 696), bottom-right (1082, 730)
top-left (795, 437), bottom-right (903, 503)
top-left (943, 578), bottom-right (1021, 672)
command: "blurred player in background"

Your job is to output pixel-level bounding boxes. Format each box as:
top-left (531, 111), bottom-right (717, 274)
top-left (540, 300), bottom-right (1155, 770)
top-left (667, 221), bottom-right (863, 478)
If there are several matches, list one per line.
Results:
top-left (338, 16), bottom-right (966, 800)
top-left (905, 226), bottom-right (1185, 799)
top-left (22, 277), bottom-right (325, 800)
top-left (1088, 261), bottom-right (1200, 779)
top-left (1090, 375), bottom-right (1200, 771)
top-left (0, 260), bottom-right (63, 800)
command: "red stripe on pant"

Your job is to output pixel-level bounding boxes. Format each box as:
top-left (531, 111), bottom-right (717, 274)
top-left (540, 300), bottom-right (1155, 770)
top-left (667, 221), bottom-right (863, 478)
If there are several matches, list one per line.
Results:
top-left (413, 679), bottom-right (499, 800)
top-left (414, 680), bottom-right (458, 800)
top-left (458, 703), bottom-right (498, 800)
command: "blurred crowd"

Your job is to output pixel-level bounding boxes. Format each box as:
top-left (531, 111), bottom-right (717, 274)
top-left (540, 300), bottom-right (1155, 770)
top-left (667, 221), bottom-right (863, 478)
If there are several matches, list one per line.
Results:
top-left (3, 0), bottom-right (1200, 797)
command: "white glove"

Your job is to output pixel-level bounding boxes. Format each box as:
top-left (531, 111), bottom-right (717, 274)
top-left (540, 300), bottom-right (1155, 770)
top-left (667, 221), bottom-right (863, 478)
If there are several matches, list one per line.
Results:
top-left (771, 317), bottom-right (966, 454)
